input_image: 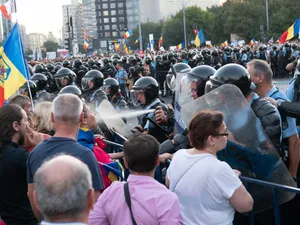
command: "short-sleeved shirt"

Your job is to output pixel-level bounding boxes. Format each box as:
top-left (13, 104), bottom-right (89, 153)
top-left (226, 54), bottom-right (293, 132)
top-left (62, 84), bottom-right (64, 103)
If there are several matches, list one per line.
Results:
top-left (0, 142), bottom-right (38, 225)
top-left (115, 69), bottom-right (127, 85)
top-left (266, 86), bottom-right (298, 138)
top-left (27, 137), bottom-right (104, 191)
top-left (167, 150), bottom-right (242, 225)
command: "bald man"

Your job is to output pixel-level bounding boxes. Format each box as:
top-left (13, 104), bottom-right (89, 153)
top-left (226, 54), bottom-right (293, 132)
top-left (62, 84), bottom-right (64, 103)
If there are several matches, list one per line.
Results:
top-left (33, 155), bottom-right (94, 225)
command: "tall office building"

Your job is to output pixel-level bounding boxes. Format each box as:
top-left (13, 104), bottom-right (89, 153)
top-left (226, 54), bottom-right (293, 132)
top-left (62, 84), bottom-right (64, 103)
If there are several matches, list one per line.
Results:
top-left (62, 1), bottom-right (79, 46)
top-left (95, 0), bottom-right (127, 40)
top-left (75, 3), bottom-right (84, 47)
top-left (82, 0), bottom-right (97, 42)
top-left (126, 0), bottom-right (163, 30)
top-left (27, 33), bottom-right (47, 50)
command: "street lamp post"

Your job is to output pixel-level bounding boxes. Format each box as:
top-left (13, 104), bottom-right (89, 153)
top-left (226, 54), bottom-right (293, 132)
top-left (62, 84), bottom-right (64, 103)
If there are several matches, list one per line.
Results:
top-left (182, 1), bottom-right (187, 49)
top-left (138, 0), bottom-right (143, 51)
top-left (266, 0), bottom-right (269, 32)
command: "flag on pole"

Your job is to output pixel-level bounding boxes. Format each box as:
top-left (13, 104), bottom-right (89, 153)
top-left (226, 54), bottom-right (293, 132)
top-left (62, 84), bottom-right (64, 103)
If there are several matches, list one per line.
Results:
top-left (0, 0), bottom-right (16, 20)
top-left (268, 37), bottom-right (274, 44)
top-left (0, 23), bottom-right (29, 106)
top-left (123, 43), bottom-right (129, 54)
top-left (134, 38), bottom-right (139, 44)
top-left (158, 36), bottom-right (163, 48)
top-left (194, 29), bottom-right (205, 47)
top-left (279, 17), bottom-right (300, 43)
top-left (249, 38), bottom-right (256, 45)
top-left (123, 29), bottom-right (133, 39)
top-left (176, 42), bottom-right (185, 50)
top-left (83, 29), bottom-right (89, 50)
top-left (115, 43), bottom-right (120, 52)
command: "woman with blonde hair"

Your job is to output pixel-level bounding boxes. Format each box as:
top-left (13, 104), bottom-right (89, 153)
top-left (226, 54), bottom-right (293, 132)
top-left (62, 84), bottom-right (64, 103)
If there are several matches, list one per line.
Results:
top-left (31, 101), bottom-right (54, 135)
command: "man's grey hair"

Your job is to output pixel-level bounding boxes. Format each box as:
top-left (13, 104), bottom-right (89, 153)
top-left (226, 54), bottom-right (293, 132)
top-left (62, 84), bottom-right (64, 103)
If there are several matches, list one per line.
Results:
top-left (247, 59), bottom-right (273, 83)
top-left (52, 94), bottom-right (83, 124)
top-left (34, 155), bottom-right (92, 218)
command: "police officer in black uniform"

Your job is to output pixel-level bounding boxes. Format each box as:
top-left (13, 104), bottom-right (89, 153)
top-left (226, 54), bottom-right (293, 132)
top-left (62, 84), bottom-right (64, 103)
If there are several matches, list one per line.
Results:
top-left (103, 77), bottom-right (127, 112)
top-left (81, 70), bottom-right (107, 111)
top-left (31, 73), bottom-right (52, 102)
top-left (131, 77), bottom-right (173, 143)
top-left (53, 68), bottom-right (77, 93)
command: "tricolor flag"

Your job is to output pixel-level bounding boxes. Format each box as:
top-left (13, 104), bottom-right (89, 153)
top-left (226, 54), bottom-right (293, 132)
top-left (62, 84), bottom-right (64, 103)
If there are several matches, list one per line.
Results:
top-left (194, 29), bottom-right (205, 47)
top-left (115, 43), bottom-right (120, 52)
top-left (0, 23), bottom-right (29, 106)
top-left (158, 36), bottom-right (163, 48)
top-left (249, 38), bottom-right (256, 45)
top-left (123, 43), bottom-right (129, 54)
top-left (134, 38), bottom-right (139, 44)
top-left (102, 161), bottom-right (124, 182)
top-left (123, 29), bottom-right (133, 39)
top-left (177, 42), bottom-right (184, 50)
top-left (279, 17), bottom-right (300, 43)
top-left (0, 0), bottom-right (16, 20)
top-left (83, 29), bottom-right (89, 50)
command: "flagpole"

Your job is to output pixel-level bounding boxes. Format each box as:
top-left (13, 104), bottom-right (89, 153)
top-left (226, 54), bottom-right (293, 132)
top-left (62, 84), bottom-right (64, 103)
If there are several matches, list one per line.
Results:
top-left (182, 0), bottom-right (187, 50)
top-left (138, 0), bottom-right (143, 51)
top-left (16, 23), bottom-right (35, 109)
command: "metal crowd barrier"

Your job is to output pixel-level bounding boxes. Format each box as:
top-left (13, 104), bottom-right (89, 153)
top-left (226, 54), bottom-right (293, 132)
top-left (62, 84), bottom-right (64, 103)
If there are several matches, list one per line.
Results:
top-left (240, 176), bottom-right (300, 225)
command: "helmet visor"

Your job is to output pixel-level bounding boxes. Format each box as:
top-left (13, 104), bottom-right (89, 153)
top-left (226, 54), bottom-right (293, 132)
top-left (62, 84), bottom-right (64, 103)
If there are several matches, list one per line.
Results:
top-left (130, 89), bottom-right (144, 106)
top-left (166, 74), bottom-right (176, 91)
top-left (55, 76), bottom-right (70, 89)
top-left (81, 77), bottom-right (94, 91)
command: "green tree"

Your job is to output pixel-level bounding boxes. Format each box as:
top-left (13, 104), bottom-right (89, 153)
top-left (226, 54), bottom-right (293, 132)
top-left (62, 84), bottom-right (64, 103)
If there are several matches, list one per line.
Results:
top-left (162, 6), bottom-right (214, 48)
top-left (43, 40), bottom-right (59, 52)
top-left (128, 21), bottom-right (164, 50)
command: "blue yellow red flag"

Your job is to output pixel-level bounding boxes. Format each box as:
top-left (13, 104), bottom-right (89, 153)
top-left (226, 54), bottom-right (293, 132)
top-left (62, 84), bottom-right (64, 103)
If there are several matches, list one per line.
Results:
top-left (0, 23), bottom-right (29, 106)
top-left (194, 28), bottom-right (206, 47)
top-left (83, 29), bottom-right (89, 50)
top-left (102, 161), bottom-right (124, 182)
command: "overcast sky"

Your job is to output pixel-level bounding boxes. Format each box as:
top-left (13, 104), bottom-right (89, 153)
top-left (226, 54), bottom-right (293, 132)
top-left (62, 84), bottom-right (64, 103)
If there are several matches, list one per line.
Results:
top-left (14, 0), bottom-right (71, 38)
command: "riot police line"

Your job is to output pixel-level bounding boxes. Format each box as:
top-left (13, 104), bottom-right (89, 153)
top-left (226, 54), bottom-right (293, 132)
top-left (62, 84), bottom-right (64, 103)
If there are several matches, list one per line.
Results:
top-left (11, 44), bottom-right (300, 225)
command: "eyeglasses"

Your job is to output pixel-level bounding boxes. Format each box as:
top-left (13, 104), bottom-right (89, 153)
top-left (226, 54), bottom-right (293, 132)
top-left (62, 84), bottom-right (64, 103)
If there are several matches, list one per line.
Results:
top-left (214, 129), bottom-right (229, 137)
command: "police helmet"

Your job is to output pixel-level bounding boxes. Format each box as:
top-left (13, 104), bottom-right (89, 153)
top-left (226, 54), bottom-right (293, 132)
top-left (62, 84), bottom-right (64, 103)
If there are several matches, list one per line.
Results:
top-left (62, 60), bottom-right (71, 68)
top-left (121, 56), bottom-right (127, 64)
top-left (101, 58), bottom-right (109, 65)
top-left (81, 70), bottom-right (104, 91)
top-left (59, 85), bottom-right (82, 97)
top-left (131, 77), bottom-right (159, 106)
top-left (55, 62), bottom-right (63, 67)
top-left (144, 56), bottom-right (152, 65)
top-left (73, 59), bottom-right (82, 68)
top-left (53, 65), bottom-right (62, 74)
top-left (54, 68), bottom-right (76, 89)
top-left (31, 73), bottom-right (48, 91)
top-left (205, 63), bottom-right (253, 96)
top-left (187, 65), bottom-right (216, 97)
top-left (33, 64), bottom-right (44, 73)
top-left (46, 63), bottom-right (54, 72)
top-left (19, 80), bottom-right (37, 98)
top-left (111, 54), bottom-right (120, 60)
top-left (102, 77), bottom-right (119, 96)
top-left (27, 64), bottom-right (34, 76)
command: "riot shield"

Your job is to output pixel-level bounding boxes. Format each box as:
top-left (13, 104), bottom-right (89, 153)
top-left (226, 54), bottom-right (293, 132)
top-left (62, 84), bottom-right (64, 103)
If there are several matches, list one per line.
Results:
top-left (174, 70), bottom-right (193, 134)
top-left (97, 99), bottom-right (132, 139)
top-left (181, 84), bottom-right (296, 213)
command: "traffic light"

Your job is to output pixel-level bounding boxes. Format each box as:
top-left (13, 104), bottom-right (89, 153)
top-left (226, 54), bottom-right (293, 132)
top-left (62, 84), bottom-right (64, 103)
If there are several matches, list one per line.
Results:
top-left (65, 38), bottom-right (70, 50)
